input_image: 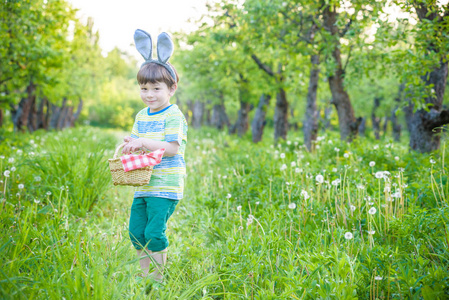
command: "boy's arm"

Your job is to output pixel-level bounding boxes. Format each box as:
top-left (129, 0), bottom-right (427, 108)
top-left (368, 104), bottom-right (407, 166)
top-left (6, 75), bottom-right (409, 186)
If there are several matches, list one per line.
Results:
top-left (122, 138), bottom-right (179, 157)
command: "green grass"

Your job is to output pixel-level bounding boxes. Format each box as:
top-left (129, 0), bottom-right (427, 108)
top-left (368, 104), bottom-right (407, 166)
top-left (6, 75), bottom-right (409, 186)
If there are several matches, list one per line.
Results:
top-left (1, 126), bottom-right (448, 299)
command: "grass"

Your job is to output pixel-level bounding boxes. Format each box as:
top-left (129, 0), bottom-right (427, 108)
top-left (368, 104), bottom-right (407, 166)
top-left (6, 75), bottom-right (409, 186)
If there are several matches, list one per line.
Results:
top-left (1, 126), bottom-right (448, 299)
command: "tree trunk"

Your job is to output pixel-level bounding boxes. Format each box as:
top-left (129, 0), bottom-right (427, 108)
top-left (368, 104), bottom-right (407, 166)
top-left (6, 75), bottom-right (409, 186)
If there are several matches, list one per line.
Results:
top-left (303, 54), bottom-right (320, 151)
top-left (12, 82), bottom-right (36, 132)
top-left (322, 104), bottom-right (332, 131)
top-left (371, 97), bottom-right (381, 140)
top-left (392, 85), bottom-right (403, 142)
top-left (230, 100), bottom-right (251, 136)
top-left (252, 94), bottom-right (271, 143)
top-left (323, 5), bottom-right (358, 141)
top-left (382, 116), bottom-right (388, 138)
top-left (71, 98), bottom-right (83, 126)
top-left (273, 87), bottom-right (288, 143)
top-left (406, 60), bottom-right (449, 152)
top-left (211, 97), bottom-right (230, 130)
top-left (358, 117), bottom-right (366, 137)
top-left (192, 101), bottom-right (204, 129)
top-left (56, 98), bottom-right (68, 130)
top-left (0, 109), bottom-right (3, 128)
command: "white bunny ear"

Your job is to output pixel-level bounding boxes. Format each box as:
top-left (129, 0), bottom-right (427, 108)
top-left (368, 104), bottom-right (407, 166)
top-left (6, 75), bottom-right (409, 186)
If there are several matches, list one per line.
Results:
top-left (157, 32), bottom-right (174, 64)
top-left (134, 29), bottom-right (153, 60)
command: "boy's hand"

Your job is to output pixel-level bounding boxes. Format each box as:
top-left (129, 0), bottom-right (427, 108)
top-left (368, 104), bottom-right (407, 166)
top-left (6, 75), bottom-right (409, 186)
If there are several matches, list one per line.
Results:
top-left (123, 136), bottom-right (134, 143)
top-left (122, 139), bottom-right (144, 155)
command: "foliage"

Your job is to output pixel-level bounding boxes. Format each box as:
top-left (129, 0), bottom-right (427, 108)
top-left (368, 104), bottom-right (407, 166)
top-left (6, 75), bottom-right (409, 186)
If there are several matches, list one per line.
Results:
top-left (1, 127), bottom-right (449, 298)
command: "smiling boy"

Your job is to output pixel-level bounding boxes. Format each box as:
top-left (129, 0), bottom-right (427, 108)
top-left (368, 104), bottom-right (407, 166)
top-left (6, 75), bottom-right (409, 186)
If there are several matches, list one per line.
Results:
top-left (122, 61), bottom-right (188, 285)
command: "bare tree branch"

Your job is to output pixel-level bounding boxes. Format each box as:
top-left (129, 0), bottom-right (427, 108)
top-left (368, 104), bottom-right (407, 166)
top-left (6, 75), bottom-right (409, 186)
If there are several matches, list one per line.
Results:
top-left (251, 54), bottom-right (275, 77)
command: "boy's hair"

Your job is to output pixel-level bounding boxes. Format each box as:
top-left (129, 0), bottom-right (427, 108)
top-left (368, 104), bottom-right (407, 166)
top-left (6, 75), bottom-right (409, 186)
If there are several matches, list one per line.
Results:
top-left (137, 62), bottom-right (179, 88)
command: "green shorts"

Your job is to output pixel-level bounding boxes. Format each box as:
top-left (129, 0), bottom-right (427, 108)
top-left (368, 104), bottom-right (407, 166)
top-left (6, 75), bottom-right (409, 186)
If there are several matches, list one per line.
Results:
top-left (128, 197), bottom-right (178, 251)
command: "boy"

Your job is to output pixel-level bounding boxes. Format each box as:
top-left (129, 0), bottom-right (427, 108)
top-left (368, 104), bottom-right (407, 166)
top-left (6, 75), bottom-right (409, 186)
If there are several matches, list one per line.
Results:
top-left (122, 31), bottom-right (187, 285)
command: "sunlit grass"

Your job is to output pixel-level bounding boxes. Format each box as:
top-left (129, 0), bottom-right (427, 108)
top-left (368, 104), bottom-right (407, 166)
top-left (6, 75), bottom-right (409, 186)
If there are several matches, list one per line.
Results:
top-left (1, 126), bottom-right (448, 299)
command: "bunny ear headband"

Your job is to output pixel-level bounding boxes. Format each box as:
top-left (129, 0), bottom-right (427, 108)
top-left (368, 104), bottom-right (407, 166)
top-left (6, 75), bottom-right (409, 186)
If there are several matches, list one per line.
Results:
top-left (134, 29), bottom-right (177, 82)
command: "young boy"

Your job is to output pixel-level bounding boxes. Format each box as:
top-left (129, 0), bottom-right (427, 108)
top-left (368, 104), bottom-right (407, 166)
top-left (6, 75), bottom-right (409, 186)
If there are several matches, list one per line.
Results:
top-left (122, 58), bottom-right (187, 284)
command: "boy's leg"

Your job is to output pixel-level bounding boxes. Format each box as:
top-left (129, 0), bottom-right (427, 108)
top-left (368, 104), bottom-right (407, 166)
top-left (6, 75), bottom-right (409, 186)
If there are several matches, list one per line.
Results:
top-left (136, 248), bottom-right (152, 276)
top-left (128, 197), bottom-right (150, 276)
top-left (144, 197), bottom-right (179, 281)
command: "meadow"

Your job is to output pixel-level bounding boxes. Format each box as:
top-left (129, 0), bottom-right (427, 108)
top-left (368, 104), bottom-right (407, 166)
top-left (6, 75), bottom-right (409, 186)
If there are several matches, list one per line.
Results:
top-left (1, 126), bottom-right (448, 299)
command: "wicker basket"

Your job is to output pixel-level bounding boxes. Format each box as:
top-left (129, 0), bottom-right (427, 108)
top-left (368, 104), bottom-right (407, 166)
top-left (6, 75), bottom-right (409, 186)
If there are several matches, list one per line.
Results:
top-left (108, 142), bottom-right (153, 186)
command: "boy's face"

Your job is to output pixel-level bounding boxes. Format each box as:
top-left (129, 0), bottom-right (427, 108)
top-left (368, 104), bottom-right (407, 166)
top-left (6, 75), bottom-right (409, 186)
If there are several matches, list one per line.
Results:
top-left (139, 81), bottom-right (177, 113)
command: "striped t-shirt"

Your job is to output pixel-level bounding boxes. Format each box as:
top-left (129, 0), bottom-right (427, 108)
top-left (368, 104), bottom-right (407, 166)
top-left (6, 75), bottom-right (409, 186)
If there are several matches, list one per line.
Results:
top-left (130, 104), bottom-right (188, 200)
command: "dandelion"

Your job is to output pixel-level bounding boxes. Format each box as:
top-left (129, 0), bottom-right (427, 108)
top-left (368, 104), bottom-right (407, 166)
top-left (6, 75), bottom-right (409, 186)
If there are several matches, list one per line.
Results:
top-left (300, 190), bottom-right (310, 200)
top-left (369, 207), bottom-right (377, 215)
top-left (18, 184), bottom-right (24, 189)
top-left (332, 168), bottom-right (337, 172)
top-left (356, 184), bottom-right (365, 189)
top-left (34, 199), bottom-right (40, 204)
top-left (375, 171), bottom-right (384, 179)
top-left (237, 206), bottom-right (242, 211)
top-left (288, 203), bottom-right (296, 209)
top-left (394, 156), bottom-right (399, 161)
top-left (226, 194), bottom-right (232, 199)
top-left (0, 155), bottom-right (4, 159)
top-left (374, 276), bottom-right (383, 280)
top-left (430, 159), bottom-right (436, 164)
top-left (247, 218), bottom-right (253, 226)
top-left (344, 232), bottom-right (353, 240)
top-left (4, 170), bottom-right (10, 177)
top-left (344, 153), bottom-right (349, 158)
top-left (238, 226), bottom-right (243, 230)
top-left (295, 168), bottom-right (301, 173)
top-left (291, 161), bottom-right (296, 167)
top-left (17, 149), bottom-right (23, 155)
top-left (350, 205), bottom-right (356, 212)
top-left (369, 161), bottom-right (375, 167)
top-left (34, 176), bottom-right (41, 182)
top-left (331, 179), bottom-right (341, 186)
top-left (223, 175), bottom-right (227, 179)
top-left (374, 145), bottom-right (379, 150)
top-left (280, 164), bottom-right (287, 171)
top-left (280, 153), bottom-right (286, 159)
top-left (10, 167), bottom-right (16, 172)
top-left (46, 191), bottom-right (52, 196)
top-left (334, 147), bottom-right (340, 152)
top-left (316, 174), bottom-right (324, 183)
top-left (8, 157), bottom-right (14, 163)
top-left (16, 192), bottom-right (20, 197)
top-left (368, 230), bottom-right (375, 235)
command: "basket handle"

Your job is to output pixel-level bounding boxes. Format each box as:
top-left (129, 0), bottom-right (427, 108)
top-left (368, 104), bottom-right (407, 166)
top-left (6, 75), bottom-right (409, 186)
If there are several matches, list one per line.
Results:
top-left (114, 142), bottom-right (128, 159)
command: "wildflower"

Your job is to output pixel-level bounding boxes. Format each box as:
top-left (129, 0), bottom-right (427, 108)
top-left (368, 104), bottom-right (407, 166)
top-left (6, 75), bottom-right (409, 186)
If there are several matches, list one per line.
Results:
top-left (8, 157), bottom-right (14, 163)
top-left (0, 155), bottom-right (4, 159)
top-left (430, 159), bottom-right (436, 164)
top-left (280, 153), bottom-right (286, 159)
top-left (332, 168), bottom-right (337, 172)
top-left (295, 168), bottom-right (301, 173)
top-left (291, 161), bottom-right (296, 167)
top-left (344, 153), bottom-right (349, 158)
top-left (34, 199), bottom-right (40, 204)
top-left (354, 168), bottom-right (359, 173)
top-left (238, 226), bottom-right (243, 230)
top-left (29, 152), bottom-right (35, 156)
top-left (331, 179), bottom-right (341, 186)
top-left (18, 184), bottom-right (24, 189)
top-left (226, 194), bottom-right (232, 199)
top-left (398, 167), bottom-right (405, 172)
top-left (247, 218), bottom-right (253, 226)
top-left (46, 191), bottom-right (52, 196)
top-left (316, 174), bottom-right (324, 184)
top-left (222, 175), bottom-right (227, 179)
top-left (237, 206), bottom-right (242, 211)
top-left (334, 147), bottom-right (340, 152)
top-left (369, 207), bottom-right (377, 215)
top-left (394, 156), bottom-right (399, 161)
top-left (368, 230), bottom-right (375, 235)
top-left (344, 232), bottom-right (353, 240)
top-left (374, 145), bottom-right (379, 150)
top-left (374, 276), bottom-right (383, 280)
top-left (356, 184), bottom-right (365, 189)
top-left (255, 201), bottom-right (260, 205)
top-left (350, 205), bottom-right (356, 212)
top-left (10, 167), bottom-right (16, 172)
top-left (17, 149), bottom-right (23, 155)
top-left (369, 161), bottom-right (375, 167)
top-left (392, 191), bottom-right (401, 198)
top-left (280, 164), bottom-right (287, 171)
top-left (34, 176), bottom-right (42, 182)
top-left (287, 141), bottom-right (291, 145)
top-left (301, 190), bottom-right (310, 200)
top-left (288, 203), bottom-right (296, 209)
top-left (4, 170), bottom-right (10, 177)
top-left (16, 193), bottom-right (20, 197)
top-left (375, 171), bottom-right (384, 179)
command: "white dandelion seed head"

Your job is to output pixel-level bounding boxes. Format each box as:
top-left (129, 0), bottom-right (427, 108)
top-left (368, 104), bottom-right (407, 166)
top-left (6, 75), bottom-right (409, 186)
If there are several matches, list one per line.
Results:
top-left (331, 179), bottom-right (341, 186)
top-left (295, 168), bottom-right (301, 173)
top-left (375, 171), bottom-right (384, 179)
top-left (334, 147), bottom-right (340, 152)
top-left (34, 176), bottom-right (41, 182)
top-left (255, 201), bottom-right (260, 205)
top-left (316, 174), bottom-right (324, 183)
top-left (350, 205), bottom-right (356, 212)
top-left (46, 191), bottom-right (52, 196)
top-left (226, 194), bottom-right (232, 199)
top-left (394, 156), bottom-right (399, 161)
top-left (287, 141), bottom-right (291, 145)
top-left (16, 192), bottom-right (20, 197)
top-left (374, 276), bottom-right (383, 280)
top-left (222, 175), bottom-right (227, 179)
top-left (332, 168), bottom-right (337, 172)
top-left (368, 230), bottom-right (375, 235)
top-left (18, 184), bottom-right (24, 189)
top-left (430, 159), bottom-right (436, 164)
top-left (374, 145), bottom-right (379, 150)
top-left (238, 226), bottom-right (243, 230)
top-left (10, 167), bottom-right (16, 172)
top-left (301, 190), bottom-right (310, 199)
top-left (248, 214), bottom-right (254, 220)
top-left (288, 203), bottom-right (296, 209)
top-left (344, 153), bottom-right (349, 158)
top-left (356, 184), bottom-right (365, 189)
top-left (237, 206), bottom-right (242, 211)
top-left (280, 164), bottom-right (287, 171)
top-left (369, 161), bottom-right (375, 167)
top-left (291, 161), bottom-right (296, 167)
top-left (280, 153), bottom-right (286, 159)
top-left (0, 155), bottom-right (4, 159)
top-left (8, 157), bottom-right (14, 163)
top-left (4, 170), bottom-right (10, 177)
top-left (369, 207), bottom-right (377, 215)
top-left (344, 232), bottom-right (353, 240)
